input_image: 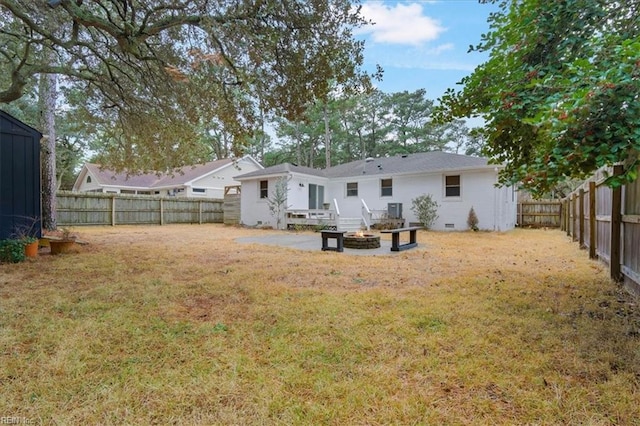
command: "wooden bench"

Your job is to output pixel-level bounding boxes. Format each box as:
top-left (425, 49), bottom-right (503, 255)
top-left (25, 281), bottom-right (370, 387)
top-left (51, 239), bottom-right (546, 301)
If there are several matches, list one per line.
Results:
top-left (321, 230), bottom-right (346, 252)
top-left (380, 226), bottom-right (422, 251)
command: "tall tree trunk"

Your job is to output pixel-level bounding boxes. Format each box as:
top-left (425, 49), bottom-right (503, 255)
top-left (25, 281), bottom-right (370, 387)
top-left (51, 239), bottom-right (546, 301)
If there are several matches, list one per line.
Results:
top-left (214, 137), bottom-right (223, 159)
top-left (323, 104), bottom-right (331, 168)
top-left (295, 122), bottom-right (302, 166)
top-left (39, 72), bottom-right (58, 231)
top-left (258, 108), bottom-right (266, 163)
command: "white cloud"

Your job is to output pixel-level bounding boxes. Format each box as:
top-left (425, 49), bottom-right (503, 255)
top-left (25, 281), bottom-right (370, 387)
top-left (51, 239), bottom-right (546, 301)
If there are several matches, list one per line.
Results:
top-left (428, 43), bottom-right (454, 55)
top-left (358, 3), bottom-right (446, 46)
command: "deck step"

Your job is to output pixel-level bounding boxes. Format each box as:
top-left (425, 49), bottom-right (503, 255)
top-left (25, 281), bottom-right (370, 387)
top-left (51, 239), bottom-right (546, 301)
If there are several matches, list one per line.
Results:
top-left (338, 217), bottom-right (362, 232)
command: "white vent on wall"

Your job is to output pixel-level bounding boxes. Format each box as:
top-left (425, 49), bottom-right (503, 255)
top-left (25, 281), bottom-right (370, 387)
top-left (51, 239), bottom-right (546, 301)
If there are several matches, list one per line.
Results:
top-left (445, 224), bottom-right (455, 229)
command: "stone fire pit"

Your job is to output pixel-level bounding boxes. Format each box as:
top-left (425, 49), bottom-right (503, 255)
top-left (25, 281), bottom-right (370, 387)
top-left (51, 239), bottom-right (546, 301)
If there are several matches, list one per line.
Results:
top-left (343, 232), bottom-right (381, 249)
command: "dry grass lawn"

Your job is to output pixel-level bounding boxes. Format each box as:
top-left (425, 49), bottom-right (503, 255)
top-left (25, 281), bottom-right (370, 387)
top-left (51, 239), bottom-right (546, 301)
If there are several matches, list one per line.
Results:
top-left (1, 225), bottom-right (639, 424)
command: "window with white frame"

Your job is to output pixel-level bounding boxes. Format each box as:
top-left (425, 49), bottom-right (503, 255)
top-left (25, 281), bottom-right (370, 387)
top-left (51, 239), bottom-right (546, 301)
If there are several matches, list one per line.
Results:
top-left (445, 175), bottom-right (461, 197)
top-left (346, 182), bottom-right (358, 197)
top-left (259, 180), bottom-right (268, 199)
top-left (381, 178), bottom-right (392, 197)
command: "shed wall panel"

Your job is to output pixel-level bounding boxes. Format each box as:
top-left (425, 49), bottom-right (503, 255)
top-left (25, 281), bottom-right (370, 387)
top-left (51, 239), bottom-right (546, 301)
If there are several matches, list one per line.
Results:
top-left (0, 111), bottom-right (42, 240)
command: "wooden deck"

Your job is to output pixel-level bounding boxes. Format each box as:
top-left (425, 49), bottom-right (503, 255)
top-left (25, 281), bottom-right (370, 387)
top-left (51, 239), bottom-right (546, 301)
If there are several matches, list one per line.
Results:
top-left (285, 209), bottom-right (338, 230)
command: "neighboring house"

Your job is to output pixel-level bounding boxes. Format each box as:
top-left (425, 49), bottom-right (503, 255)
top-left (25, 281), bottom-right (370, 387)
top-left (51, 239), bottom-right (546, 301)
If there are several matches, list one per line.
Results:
top-left (72, 156), bottom-right (263, 199)
top-left (234, 151), bottom-right (517, 231)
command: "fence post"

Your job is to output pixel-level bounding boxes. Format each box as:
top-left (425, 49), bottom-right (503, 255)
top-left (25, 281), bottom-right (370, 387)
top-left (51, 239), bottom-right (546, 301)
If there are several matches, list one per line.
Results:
top-left (518, 202), bottom-right (522, 227)
top-left (160, 199), bottom-right (164, 226)
top-left (111, 195), bottom-right (116, 226)
top-left (589, 181), bottom-right (597, 259)
top-left (567, 198), bottom-right (572, 235)
top-left (199, 200), bottom-right (203, 225)
top-left (610, 165), bottom-right (623, 282)
top-left (567, 197), bottom-right (572, 237)
top-left (579, 188), bottom-right (585, 248)
top-left (564, 199), bottom-right (570, 235)
top-left (571, 194), bottom-right (577, 241)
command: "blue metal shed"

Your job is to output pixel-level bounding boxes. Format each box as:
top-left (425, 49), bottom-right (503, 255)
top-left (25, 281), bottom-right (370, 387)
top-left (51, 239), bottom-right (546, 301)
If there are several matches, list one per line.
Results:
top-left (0, 110), bottom-right (42, 240)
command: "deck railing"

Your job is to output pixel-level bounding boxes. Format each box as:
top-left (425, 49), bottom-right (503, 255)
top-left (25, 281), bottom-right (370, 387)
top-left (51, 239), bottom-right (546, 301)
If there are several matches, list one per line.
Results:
top-left (284, 208), bottom-right (337, 229)
top-left (361, 199), bottom-right (371, 229)
top-left (360, 199), bottom-right (389, 230)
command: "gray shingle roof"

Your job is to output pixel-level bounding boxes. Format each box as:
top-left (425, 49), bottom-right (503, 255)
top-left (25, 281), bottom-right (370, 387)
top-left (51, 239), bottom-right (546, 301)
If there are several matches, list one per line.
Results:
top-left (154, 158), bottom-right (234, 187)
top-left (326, 151), bottom-right (491, 178)
top-left (85, 163), bottom-right (161, 188)
top-left (86, 158), bottom-right (235, 188)
top-left (235, 151), bottom-right (492, 180)
top-left (235, 163), bottom-right (326, 180)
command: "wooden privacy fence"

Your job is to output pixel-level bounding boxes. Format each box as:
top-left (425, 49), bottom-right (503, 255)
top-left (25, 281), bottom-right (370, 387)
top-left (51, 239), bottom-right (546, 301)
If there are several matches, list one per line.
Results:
top-left (562, 165), bottom-right (640, 295)
top-left (517, 200), bottom-right (562, 227)
top-left (57, 191), bottom-right (224, 226)
top-left (223, 185), bottom-right (241, 225)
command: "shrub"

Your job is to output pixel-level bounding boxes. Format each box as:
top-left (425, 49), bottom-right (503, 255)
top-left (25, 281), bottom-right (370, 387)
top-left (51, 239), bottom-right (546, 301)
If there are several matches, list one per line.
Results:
top-left (0, 239), bottom-right (26, 263)
top-left (411, 194), bottom-right (439, 229)
top-left (314, 222), bottom-right (330, 232)
top-left (267, 177), bottom-right (290, 229)
top-left (467, 206), bottom-right (479, 231)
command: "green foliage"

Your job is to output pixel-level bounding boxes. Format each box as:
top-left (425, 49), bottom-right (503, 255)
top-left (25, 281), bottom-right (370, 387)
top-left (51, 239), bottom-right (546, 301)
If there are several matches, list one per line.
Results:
top-left (275, 88), bottom-right (477, 168)
top-left (313, 222), bottom-right (331, 232)
top-left (267, 177), bottom-right (290, 229)
top-left (21, 236), bottom-right (37, 244)
top-left (384, 89), bottom-right (438, 152)
top-left (0, 239), bottom-right (26, 263)
top-left (410, 194), bottom-right (439, 229)
top-left (1, 0), bottom-right (375, 173)
top-left (436, 0), bottom-right (640, 196)
top-left (467, 207), bottom-right (479, 231)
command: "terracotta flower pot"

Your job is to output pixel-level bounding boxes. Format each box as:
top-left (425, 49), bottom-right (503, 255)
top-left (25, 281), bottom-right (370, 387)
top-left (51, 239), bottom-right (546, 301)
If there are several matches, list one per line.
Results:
top-left (49, 240), bottom-right (76, 255)
top-left (24, 240), bottom-right (38, 258)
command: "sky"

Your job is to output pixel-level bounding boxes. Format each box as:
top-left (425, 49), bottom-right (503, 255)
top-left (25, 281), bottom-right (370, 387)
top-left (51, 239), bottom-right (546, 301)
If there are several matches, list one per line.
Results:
top-left (355, 0), bottom-right (500, 101)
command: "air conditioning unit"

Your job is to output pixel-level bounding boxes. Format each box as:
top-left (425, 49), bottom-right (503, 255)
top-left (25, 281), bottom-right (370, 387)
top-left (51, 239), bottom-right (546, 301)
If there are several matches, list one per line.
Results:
top-left (387, 203), bottom-right (403, 219)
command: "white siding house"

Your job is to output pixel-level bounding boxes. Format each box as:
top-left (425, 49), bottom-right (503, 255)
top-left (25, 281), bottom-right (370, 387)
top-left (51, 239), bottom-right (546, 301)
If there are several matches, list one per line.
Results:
top-left (235, 152), bottom-right (517, 231)
top-left (72, 156), bottom-right (263, 199)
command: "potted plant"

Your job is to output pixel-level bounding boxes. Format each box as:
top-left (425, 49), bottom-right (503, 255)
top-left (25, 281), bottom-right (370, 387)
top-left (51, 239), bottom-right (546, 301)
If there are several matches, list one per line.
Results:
top-left (22, 236), bottom-right (39, 257)
top-left (11, 216), bottom-right (41, 258)
top-left (49, 228), bottom-right (78, 255)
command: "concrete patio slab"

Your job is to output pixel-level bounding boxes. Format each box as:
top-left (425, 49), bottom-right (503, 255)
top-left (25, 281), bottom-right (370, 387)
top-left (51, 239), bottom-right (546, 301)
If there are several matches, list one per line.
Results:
top-left (235, 232), bottom-right (399, 256)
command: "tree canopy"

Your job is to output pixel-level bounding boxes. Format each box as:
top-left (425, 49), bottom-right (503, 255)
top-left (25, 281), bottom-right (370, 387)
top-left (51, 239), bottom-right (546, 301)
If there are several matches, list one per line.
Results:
top-left (272, 88), bottom-right (478, 168)
top-left (0, 0), bottom-right (377, 172)
top-left (437, 0), bottom-right (640, 196)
